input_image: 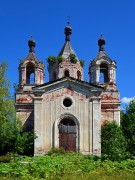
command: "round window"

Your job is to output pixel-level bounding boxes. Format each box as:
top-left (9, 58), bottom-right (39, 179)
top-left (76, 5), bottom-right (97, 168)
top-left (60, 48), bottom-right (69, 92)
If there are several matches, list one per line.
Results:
top-left (63, 98), bottom-right (72, 107)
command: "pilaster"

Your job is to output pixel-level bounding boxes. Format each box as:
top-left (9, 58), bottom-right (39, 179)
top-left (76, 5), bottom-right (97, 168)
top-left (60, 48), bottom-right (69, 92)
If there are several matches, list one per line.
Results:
top-left (34, 96), bottom-right (44, 155)
top-left (92, 97), bottom-right (101, 156)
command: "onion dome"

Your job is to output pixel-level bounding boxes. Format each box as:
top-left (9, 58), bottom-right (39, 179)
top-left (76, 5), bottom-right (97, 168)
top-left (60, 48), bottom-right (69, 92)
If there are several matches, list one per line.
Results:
top-left (28, 36), bottom-right (36, 52)
top-left (98, 34), bottom-right (105, 51)
top-left (65, 22), bottom-right (72, 41)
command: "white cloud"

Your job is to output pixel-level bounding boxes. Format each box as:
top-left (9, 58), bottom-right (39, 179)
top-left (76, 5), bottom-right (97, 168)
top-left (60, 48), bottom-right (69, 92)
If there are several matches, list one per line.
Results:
top-left (121, 97), bottom-right (135, 104)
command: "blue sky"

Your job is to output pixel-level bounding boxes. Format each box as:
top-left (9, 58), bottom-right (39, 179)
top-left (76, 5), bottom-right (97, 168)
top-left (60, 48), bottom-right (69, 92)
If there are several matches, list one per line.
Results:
top-left (0, 0), bottom-right (135, 106)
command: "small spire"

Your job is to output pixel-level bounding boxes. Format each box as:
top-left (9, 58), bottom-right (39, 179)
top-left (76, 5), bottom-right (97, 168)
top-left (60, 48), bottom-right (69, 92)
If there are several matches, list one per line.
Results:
top-left (28, 36), bottom-right (36, 52)
top-left (65, 21), bottom-right (72, 41)
top-left (98, 34), bottom-right (105, 51)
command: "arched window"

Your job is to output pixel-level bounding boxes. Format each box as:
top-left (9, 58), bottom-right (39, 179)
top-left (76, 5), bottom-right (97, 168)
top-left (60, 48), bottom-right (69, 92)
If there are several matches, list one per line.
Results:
top-left (100, 63), bottom-right (109, 83)
top-left (64, 70), bottom-right (70, 77)
top-left (77, 71), bottom-right (81, 80)
top-left (53, 72), bottom-right (56, 81)
top-left (26, 62), bottom-right (35, 84)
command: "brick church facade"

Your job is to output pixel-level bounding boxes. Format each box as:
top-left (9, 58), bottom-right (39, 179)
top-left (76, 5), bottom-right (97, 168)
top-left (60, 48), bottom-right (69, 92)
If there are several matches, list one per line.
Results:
top-left (15, 23), bottom-right (120, 156)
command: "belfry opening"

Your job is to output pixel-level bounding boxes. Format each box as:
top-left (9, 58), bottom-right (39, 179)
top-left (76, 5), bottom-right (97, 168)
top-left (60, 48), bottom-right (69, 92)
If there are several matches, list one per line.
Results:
top-left (100, 63), bottom-right (109, 83)
top-left (26, 62), bottom-right (35, 84)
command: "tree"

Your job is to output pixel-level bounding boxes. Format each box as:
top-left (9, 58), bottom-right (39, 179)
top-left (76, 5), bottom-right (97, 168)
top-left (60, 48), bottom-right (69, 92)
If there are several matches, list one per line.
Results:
top-left (101, 121), bottom-right (127, 161)
top-left (0, 62), bottom-right (15, 154)
top-left (0, 62), bottom-right (15, 122)
top-left (121, 99), bottom-right (135, 156)
top-left (0, 62), bottom-right (36, 155)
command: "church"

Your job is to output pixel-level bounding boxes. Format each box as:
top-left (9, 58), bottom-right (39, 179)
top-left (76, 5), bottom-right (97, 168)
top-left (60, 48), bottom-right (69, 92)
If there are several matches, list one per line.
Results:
top-left (15, 22), bottom-right (120, 156)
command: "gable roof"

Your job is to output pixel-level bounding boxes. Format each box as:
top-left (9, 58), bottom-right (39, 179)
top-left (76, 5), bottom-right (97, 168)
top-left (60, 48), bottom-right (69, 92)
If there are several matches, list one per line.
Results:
top-left (32, 77), bottom-right (104, 91)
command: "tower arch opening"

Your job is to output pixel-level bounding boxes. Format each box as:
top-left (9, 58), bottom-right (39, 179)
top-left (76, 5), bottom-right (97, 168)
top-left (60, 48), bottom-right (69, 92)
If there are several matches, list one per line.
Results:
top-left (26, 62), bottom-right (35, 84)
top-left (77, 70), bottom-right (81, 80)
top-left (53, 72), bottom-right (57, 81)
top-left (100, 63), bottom-right (109, 83)
top-left (64, 70), bottom-right (70, 77)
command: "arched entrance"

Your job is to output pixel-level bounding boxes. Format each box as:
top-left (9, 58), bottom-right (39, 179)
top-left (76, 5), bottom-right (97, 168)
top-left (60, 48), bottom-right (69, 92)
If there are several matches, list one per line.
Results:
top-left (58, 118), bottom-right (77, 152)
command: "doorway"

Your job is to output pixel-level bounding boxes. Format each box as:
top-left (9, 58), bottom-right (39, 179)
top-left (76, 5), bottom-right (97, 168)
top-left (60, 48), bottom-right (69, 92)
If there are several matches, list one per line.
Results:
top-left (58, 118), bottom-right (76, 152)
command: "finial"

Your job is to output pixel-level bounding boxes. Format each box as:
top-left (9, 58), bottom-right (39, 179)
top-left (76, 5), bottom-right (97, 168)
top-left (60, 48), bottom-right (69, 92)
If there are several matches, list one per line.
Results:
top-left (98, 34), bottom-right (105, 51)
top-left (65, 18), bottom-right (72, 41)
top-left (28, 36), bottom-right (36, 52)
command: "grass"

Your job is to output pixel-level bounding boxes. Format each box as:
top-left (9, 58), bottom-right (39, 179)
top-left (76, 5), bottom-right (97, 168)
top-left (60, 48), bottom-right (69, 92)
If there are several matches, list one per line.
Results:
top-left (0, 153), bottom-right (135, 179)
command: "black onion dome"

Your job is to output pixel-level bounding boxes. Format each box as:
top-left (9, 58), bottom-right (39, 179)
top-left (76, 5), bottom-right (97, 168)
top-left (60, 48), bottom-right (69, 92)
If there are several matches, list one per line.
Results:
top-left (65, 22), bottom-right (72, 41)
top-left (28, 36), bottom-right (36, 52)
top-left (98, 34), bottom-right (105, 51)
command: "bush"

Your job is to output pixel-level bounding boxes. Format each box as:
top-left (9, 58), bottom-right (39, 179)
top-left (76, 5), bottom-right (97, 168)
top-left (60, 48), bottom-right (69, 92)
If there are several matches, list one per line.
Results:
top-left (57, 56), bottom-right (63, 64)
top-left (0, 62), bottom-right (36, 156)
top-left (121, 99), bottom-right (135, 156)
top-left (47, 56), bottom-right (56, 66)
top-left (0, 155), bottom-right (11, 163)
top-left (69, 54), bottom-right (77, 64)
top-left (80, 60), bottom-right (85, 67)
top-left (14, 130), bottom-right (36, 156)
top-left (101, 121), bottom-right (128, 161)
top-left (47, 148), bottom-right (65, 156)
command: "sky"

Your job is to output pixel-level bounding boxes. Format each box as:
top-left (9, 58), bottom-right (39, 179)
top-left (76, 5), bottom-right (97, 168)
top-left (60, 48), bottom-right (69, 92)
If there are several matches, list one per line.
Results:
top-left (0, 0), bottom-right (135, 108)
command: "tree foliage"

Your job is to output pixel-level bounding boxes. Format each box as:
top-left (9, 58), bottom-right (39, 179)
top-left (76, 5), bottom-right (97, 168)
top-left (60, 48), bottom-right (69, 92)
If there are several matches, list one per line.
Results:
top-left (101, 121), bottom-right (127, 161)
top-left (121, 99), bottom-right (135, 156)
top-left (0, 62), bottom-right (36, 156)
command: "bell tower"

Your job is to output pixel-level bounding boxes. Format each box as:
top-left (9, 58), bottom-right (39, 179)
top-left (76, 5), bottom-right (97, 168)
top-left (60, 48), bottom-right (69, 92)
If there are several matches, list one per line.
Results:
top-left (49, 22), bottom-right (84, 81)
top-left (89, 35), bottom-right (120, 125)
top-left (18, 37), bottom-right (44, 92)
top-left (15, 37), bottom-right (44, 131)
top-left (89, 35), bottom-right (117, 91)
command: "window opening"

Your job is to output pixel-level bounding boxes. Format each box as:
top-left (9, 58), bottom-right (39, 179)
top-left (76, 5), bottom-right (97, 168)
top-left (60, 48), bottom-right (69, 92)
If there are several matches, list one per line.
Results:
top-left (63, 98), bottom-right (72, 107)
top-left (64, 70), bottom-right (69, 77)
top-left (100, 63), bottom-right (109, 83)
top-left (77, 71), bottom-right (81, 80)
top-left (26, 62), bottom-right (35, 84)
top-left (53, 72), bottom-right (56, 81)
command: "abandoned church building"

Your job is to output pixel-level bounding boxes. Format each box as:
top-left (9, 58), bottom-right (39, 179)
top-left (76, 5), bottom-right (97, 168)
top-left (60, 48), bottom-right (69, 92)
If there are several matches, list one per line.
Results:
top-left (15, 23), bottom-right (120, 156)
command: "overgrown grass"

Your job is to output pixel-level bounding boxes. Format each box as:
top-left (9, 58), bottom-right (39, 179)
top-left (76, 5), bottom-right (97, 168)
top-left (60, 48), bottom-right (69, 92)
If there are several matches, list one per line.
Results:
top-left (0, 153), bottom-right (135, 179)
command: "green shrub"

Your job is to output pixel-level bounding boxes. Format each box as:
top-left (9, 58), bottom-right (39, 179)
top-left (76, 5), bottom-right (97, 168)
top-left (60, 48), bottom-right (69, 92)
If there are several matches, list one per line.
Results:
top-left (14, 130), bottom-right (36, 156)
top-left (47, 147), bottom-right (65, 156)
top-left (0, 154), bottom-right (12, 163)
top-left (0, 62), bottom-right (36, 156)
top-left (121, 99), bottom-right (135, 156)
top-left (57, 56), bottom-right (63, 64)
top-left (47, 56), bottom-right (56, 66)
top-left (0, 154), bottom-right (135, 179)
top-left (69, 54), bottom-right (77, 64)
top-left (84, 154), bottom-right (101, 161)
top-left (80, 60), bottom-right (85, 67)
top-left (101, 121), bottom-right (128, 161)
